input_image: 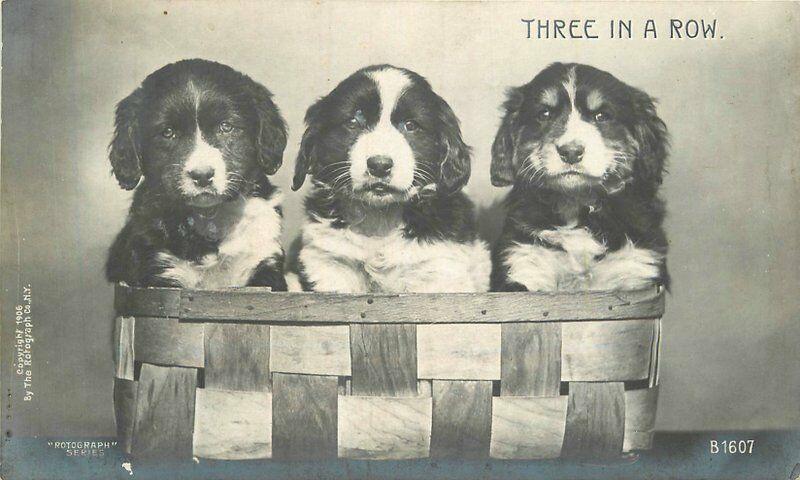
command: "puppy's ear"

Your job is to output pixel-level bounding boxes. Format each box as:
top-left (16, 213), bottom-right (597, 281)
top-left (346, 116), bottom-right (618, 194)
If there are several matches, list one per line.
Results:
top-left (243, 79), bottom-right (288, 175)
top-left (630, 88), bottom-right (669, 190)
top-left (292, 100), bottom-right (323, 191)
top-left (436, 97), bottom-right (472, 195)
top-left (491, 87), bottom-right (524, 187)
top-left (109, 88), bottom-right (144, 190)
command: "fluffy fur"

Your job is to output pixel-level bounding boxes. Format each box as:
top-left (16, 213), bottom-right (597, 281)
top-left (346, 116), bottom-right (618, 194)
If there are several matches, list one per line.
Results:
top-left (106, 59), bottom-right (288, 289)
top-left (291, 64), bottom-right (490, 293)
top-left (490, 63), bottom-right (669, 292)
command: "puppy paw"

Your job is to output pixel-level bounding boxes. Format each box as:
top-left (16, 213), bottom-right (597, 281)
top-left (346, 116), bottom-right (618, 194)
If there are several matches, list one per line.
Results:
top-left (590, 242), bottom-right (663, 291)
top-left (538, 227), bottom-right (607, 259)
top-left (503, 243), bottom-right (563, 291)
top-left (153, 252), bottom-right (202, 289)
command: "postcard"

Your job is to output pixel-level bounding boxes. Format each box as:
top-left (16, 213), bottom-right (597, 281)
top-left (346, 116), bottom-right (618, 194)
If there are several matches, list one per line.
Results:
top-left (1, 1), bottom-right (798, 479)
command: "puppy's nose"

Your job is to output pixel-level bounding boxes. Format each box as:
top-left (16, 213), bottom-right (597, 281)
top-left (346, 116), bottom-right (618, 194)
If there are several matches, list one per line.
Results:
top-left (557, 142), bottom-right (585, 165)
top-left (188, 167), bottom-right (215, 187)
top-left (367, 155), bottom-right (393, 177)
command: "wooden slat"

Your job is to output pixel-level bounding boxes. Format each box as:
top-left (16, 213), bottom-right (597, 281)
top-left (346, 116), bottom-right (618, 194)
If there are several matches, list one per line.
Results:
top-left (193, 388), bottom-right (272, 460)
top-left (204, 323), bottom-right (270, 391)
top-left (113, 378), bottom-right (137, 454)
top-left (114, 316), bottom-right (135, 380)
top-left (115, 284), bottom-right (180, 317)
top-left (132, 364), bottom-right (197, 458)
top-left (338, 396), bottom-right (432, 459)
top-left (562, 382), bottom-right (625, 459)
top-left (649, 318), bottom-right (662, 387)
top-left (271, 373), bottom-right (338, 460)
top-left (430, 380), bottom-right (492, 458)
top-left (489, 396), bottom-right (568, 459)
top-left (501, 323), bottom-right (561, 396)
top-left (623, 387), bottom-right (659, 451)
top-left (269, 325), bottom-right (351, 376)
top-left (417, 380), bottom-right (432, 397)
top-left (338, 378), bottom-right (350, 396)
top-left (179, 287), bottom-right (664, 323)
top-left (561, 320), bottom-right (654, 381)
top-left (134, 317), bottom-right (204, 368)
top-left (417, 324), bottom-right (501, 380)
top-left (350, 324), bottom-right (417, 396)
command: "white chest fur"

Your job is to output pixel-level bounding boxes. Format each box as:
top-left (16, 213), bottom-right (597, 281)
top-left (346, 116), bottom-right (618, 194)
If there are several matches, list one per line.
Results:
top-left (504, 226), bottom-right (662, 291)
top-left (299, 220), bottom-right (491, 293)
top-left (156, 195), bottom-right (283, 288)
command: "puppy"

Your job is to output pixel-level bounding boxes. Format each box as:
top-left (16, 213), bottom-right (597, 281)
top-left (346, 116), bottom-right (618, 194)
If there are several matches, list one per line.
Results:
top-left (490, 63), bottom-right (669, 292)
top-left (290, 65), bottom-right (490, 293)
top-left (106, 59), bottom-right (289, 290)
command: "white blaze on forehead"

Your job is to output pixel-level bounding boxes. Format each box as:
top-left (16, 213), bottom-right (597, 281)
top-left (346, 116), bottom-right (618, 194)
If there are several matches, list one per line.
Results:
top-left (368, 68), bottom-right (412, 122)
top-left (586, 90), bottom-right (604, 112)
top-left (183, 128), bottom-right (228, 194)
top-left (562, 67), bottom-right (577, 108)
top-left (187, 80), bottom-right (201, 113)
top-left (349, 67), bottom-right (416, 192)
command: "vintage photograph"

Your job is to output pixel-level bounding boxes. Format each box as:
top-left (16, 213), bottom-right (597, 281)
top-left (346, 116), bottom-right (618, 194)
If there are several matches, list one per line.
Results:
top-left (1, 1), bottom-right (798, 479)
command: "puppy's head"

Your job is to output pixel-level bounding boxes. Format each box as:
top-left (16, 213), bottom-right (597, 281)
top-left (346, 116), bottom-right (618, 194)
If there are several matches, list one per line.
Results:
top-left (292, 65), bottom-right (470, 205)
top-left (491, 63), bottom-right (667, 195)
top-left (109, 59), bottom-right (287, 208)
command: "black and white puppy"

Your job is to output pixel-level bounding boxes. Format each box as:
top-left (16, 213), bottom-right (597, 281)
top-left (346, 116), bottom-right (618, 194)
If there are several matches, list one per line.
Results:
top-left (106, 59), bottom-right (288, 290)
top-left (291, 65), bottom-right (490, 293)
top-left (491, 63), bottom-right (669, 292)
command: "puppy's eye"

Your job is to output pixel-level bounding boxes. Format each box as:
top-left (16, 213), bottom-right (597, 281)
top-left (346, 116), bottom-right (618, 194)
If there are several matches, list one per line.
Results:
top-left (399, 120), bottom-right (420, 133)
top-left (537, 109), bottom-right (552, 121)
top-left (347, 110), bottom-right (367, 129)
top-left (219, 121), bottom-right (234, 134)
top-left (161, 127), bottom-right (176, 139)
top-left (594, 111), bottom-right (612, 123)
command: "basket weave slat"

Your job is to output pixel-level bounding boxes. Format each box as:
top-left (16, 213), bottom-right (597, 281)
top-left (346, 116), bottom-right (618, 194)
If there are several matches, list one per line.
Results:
top-left (623, 386), bottom-right (659, 451)
top-left (338, 396), bottom-right (432, 459)
top-left (113, 377), bottom-right (137, 454)
top-left (417, 324), bottom-right (501, 380)
top-left (131, 363), bottom-right (197, 458)
top-left (113, 316), bottom-right (135, 380)
top-left (192, 388), bottom-right (272, 460)
top-left (112, 286), bottom-right (664, 461)
top-left (134, 316), bottom-right (204, 368)
top-left (203, 323), bottom-right (271, 392)
top-left (271, 373), bottom-right (338, 460)
top-left (649, 318), bottom-right (663, 387)
top-left (430, 380), bottom-right (493, 458)
top-left (501, 322), bottom-right (562, 396)
top-left (561, 320), bottom-right (655, 381)
top-left (350, 324), bottom-right (418, 396)
top-left (562, 382), bottom-right (626, 459)
top-left (489, 396), bottom-right (569, 459)
top-left (269, 325), bottom-right (351, 376)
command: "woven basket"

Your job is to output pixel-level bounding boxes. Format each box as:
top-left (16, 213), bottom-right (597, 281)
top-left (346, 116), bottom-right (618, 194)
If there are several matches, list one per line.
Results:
top-left (112, 284), bottom-right (664, 460)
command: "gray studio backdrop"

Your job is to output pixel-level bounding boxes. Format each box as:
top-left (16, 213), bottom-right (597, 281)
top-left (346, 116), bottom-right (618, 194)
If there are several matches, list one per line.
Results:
top-left (2, 1), bottom-right (798, 437)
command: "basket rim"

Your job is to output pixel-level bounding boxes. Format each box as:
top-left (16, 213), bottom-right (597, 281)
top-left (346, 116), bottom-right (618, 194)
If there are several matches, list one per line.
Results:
top-left (114, 283), bottom-right (665, 324)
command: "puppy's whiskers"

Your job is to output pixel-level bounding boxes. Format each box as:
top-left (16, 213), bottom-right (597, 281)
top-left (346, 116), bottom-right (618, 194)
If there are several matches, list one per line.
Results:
top-left (329, 171), bottom-right (353, 192)
top-left (519, 156), bottom-right (548, 185)
top-left (316, 161), bottom-right (351, 177)
top-left (413, 166), bottom-right (435, 186)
